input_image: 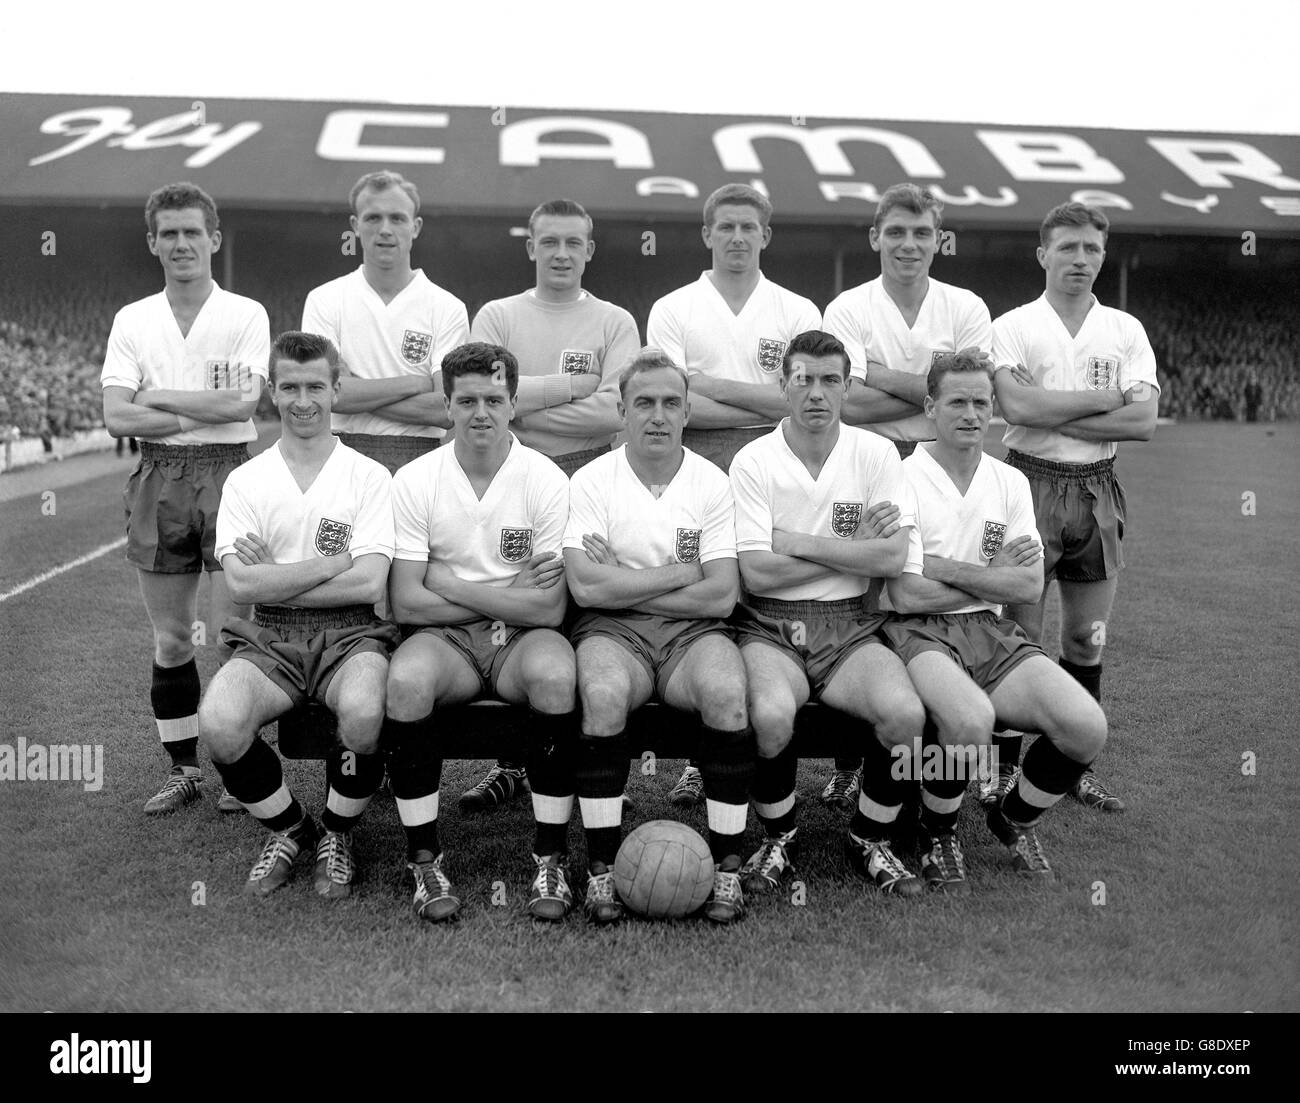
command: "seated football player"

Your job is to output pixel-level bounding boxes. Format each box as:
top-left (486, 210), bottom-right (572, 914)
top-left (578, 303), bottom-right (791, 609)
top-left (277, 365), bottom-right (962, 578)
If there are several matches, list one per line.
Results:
top-left (384, 342), bottom-right (578, 923)
top-left (199, 332), bottom-right (398, 899)
top-left (563, 348), bottom-right (755, 925)
top-left (729, 330), bottom-right (925, 898)
top-left (884, 351), bottom-right (1108, 885)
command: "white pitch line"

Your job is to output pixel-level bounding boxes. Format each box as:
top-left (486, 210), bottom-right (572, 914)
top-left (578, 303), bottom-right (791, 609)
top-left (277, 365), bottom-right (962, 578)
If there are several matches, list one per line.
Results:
top-left (0, 537), bottom-right (126, 605)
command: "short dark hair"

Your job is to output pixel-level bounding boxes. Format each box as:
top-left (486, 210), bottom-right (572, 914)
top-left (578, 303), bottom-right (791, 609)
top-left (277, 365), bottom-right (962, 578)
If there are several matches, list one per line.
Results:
top-left (873, 182), bottom-right (943, 233)
top-left (703, 183), bottom-right (772, 227)
top-left (442, 342), bottom-right (519, 399)
top-left (349, 170), bottom-right (421, 216)
top-left (618, 347), bottom-right (689, 401)
top-left (270, 331), bottom-right (340, 385)
top-left (927, 349), bottom-right (993, 399)
top-left (1040, 201), bottom-right (1109, 248)
top-left (145, 182), bottom-right (219, 236)
top-left (528, 198), bottom-right (593, 237)
top-left (781, 330), bottom-right (849, 381)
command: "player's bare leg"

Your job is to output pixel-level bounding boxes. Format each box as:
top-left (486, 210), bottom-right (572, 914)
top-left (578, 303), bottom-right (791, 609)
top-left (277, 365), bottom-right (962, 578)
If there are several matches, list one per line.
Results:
top-left (314, 652), bottom-right (389, 899)
top-left (385, 633), bottom-right (480, 922)
top-left (205, 569), bottom-right (250, 812)
top-left (138, 570), bottom-right (207, 815)
top-left (574, 637), bottom-right (651, 923)
top-left (200, 659), bottom-right (317, 895)
top-left (1058, 577), bottom-right (1125, 811)
top-left (663, 635), bottom-right (754, 922)
top-left (823, 642), bottom-right (926, 897)
top-left (987, 654), bottom-right (1108, 876)
top-left (738, 642), bottom-right (808, 896)
top-left (496, 630), bottom-right (580, 920)
top-left (903, 652), bottom-right (996, 893)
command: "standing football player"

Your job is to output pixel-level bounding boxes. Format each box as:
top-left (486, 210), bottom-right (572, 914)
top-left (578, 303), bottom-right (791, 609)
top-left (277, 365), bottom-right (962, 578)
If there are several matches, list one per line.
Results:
top-left (384, 342), bottom-right (579, 924)
top-left (729, 331), bottom-right (925, 898)
top-left (646, 183), bottom-right (819, 807)
top-left (200, 332), bottom-right (397, 898)
top-left (988, 203), bottom-right (1158, 813)
top-left (883, 351), bottom-right (1107, 887)
top-left (818, 183), bottom-right (993, 811)
top-left (563, 349), bottom-right (755, 925)
top-left (461, 199), bottom-right (640, 814)
top-left (301, 170), bottom-right (468, 475)
top-left (101, 182), bottom-right (269, 817)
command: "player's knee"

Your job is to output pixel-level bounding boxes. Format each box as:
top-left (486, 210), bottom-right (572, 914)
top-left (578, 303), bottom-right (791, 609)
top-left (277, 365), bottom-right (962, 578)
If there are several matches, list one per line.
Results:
top-left (748, 695), bottom-right (795, 748)
top-left (944, 698), bottom-right (995, 747)
top-left (385, 668), bottom-right (433, 722)
top-left (1068, 701), bottom-right (1108, 761)
top-left (154, 627), bottom-right (194, 667)
top-left (1063, 624), bottom-right (1104, 663)
top-left (698, 680), bottom-right (747, 731)
top-left (198, 700), bottom-right (247, 763)
top-left (580, 681), bottom-right (630, 734)
top-left (875, 695), bottom-right (926, 748)
top-left (337, 716), bottom-right (383, 756)
top-left (526, 666), bottom-right (576, 714)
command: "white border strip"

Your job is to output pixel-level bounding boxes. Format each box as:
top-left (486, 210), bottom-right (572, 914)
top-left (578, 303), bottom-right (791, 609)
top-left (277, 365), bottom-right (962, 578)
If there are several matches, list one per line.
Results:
top-left (0, 538), bottom-right (126, 605)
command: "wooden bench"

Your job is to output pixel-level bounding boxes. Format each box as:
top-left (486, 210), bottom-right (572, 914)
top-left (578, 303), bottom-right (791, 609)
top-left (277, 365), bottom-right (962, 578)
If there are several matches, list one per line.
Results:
top-left (273, 700), bottom-right (864, 760)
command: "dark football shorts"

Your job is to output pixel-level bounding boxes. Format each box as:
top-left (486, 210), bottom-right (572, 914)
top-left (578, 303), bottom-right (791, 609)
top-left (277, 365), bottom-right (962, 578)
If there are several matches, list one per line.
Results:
top-left (881, 610), bottom-right (1046, 695)
top-left (683, 426), bottom-right (771, 473)
top-left (732, 595), bottom-right (888, 699)
top-left (570, 610), bottom-right (730, 698)
top-left (123, 442), bottom-right (249, 573)
top-left (337, 432), bottom-right (438, 476)
top-left (221, 604), bottom-right (399, 708)
top-left (1005, 450), bottom-right (1126, 583)
top-left (401, 618), bottom-right (531, 695)
top-left (551, 444), bottom-right (611, 478)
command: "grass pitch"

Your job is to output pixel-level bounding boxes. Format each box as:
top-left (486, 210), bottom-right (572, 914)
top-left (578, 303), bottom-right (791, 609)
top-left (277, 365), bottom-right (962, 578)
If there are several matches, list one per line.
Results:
top-left (0, 423), bottom-right (1295, 1012)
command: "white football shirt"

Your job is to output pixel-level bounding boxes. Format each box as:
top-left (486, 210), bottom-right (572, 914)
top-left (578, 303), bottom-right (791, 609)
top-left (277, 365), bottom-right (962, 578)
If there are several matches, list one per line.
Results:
top-left (823, 276), bottom-right (992, 442)
top-left (730, 422), bottom-right (913, 602)
top-left (564, 445), bottom-right (736, 571)
top-left (215, 440), bottom-right (394, 581)
top-left (393, 436), bottom-right (569, 586)
top-left (301, 267), bottom-right (469, 440)
top-left (897, 445), bottom-right (1038, 616)
top-left (993, 294), bottom-right (1160, 464)
top-left (647, 272), bottom-right (821, 426)
top-left (100, 284), bottom-right (270, 446)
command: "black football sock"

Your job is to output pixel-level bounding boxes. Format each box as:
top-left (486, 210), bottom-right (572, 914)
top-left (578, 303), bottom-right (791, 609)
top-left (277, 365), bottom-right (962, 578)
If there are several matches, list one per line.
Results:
top-left (1001, 737), bottom-right (1091, 828)
top-left (1060, 658), bottom-right (1102, 704)
top-left (527, 709), bottom-right (578, 857)
top-left (698, 724), bottom-right (755, 861)
top-left (152, 659), bottom-right (201, 768)
top-left (751, 743), bottom-right (798, 837)
top-left (920, 723), bottom-right (968, 837)
top-left (576, 731), bottom-right (629, 867)
top-left (212, 738), bottom-right (304, 832)
top-left (320, 746), bottom-right (385, 834)
top-left (385, 714), bottom-right (443, 860)
top-left (992, 730), bottom-right (1023, 771)
top-left (851, 732), bottom-right (908, 841)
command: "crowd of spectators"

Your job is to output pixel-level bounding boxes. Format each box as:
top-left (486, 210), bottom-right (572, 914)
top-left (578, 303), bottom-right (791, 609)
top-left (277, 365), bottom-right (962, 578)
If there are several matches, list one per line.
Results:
top-left (2, 263), bottom-right (1295, 445)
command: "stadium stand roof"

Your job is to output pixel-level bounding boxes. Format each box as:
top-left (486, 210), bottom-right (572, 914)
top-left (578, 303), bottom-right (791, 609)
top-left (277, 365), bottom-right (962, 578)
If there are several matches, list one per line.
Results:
top-left (4, 94), bottom-right (1299, 236)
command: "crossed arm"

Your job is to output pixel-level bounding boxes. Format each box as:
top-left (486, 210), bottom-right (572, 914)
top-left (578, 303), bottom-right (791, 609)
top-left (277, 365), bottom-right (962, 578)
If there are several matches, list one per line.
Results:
top-left (103, 383), bottom-right (262, 436)
top-left (738, 502), bottom-right (909, 594)
top-left (221, 535), bottom-right (389, 607)
top-left (887, 535), bottom-right (1044, 614)
top-left (563, 540), bottom-right (737, 619)
top-left (389, 554), bottom-right (568, 628)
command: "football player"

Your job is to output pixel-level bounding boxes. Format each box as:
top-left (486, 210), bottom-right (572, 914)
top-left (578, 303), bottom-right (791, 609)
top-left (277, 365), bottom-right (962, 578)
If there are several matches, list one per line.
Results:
top-left (818, 183), bottom-right (993, 811)
top-left (988, 203), bottom-right (1159, 813)
top-left (461, 199), bottom-right (640, 814)
top-left (563, 349), bottom-right (755, 925)
top-left (301, 170), bottom-right (468, 475)
top-left (199, 332), bottom-right (398, 898)
top-left (100, 182), bottom-right (269, 817)
top-left (729, 330), bottom-right (926, 898)
top-left (884, 350), bottom-right (1108, 884)
top-left (384, 342), bottom-right (578, 923)
top-left (646, 183), bottom-right (820, 807)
